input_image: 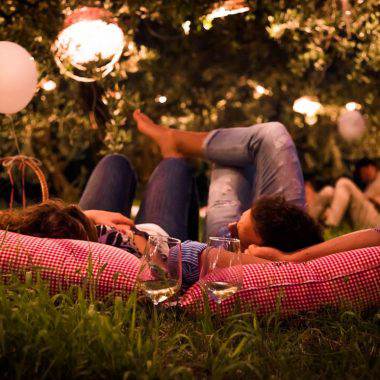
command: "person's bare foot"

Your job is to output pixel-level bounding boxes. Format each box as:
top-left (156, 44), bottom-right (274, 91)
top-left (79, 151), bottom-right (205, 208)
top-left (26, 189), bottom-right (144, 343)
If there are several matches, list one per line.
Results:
top-left (133, 109), bottom-right (182, 158)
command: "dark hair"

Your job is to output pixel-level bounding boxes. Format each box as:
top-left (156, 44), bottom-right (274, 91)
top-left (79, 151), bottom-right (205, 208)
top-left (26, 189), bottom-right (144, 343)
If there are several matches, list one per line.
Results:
top-left (0, 199), bottom-right (98, 242)
top-left (355, 158), bottom-right (377, 171)
top-left (251, 196), bottom-right (323, 253)
top-left (353, 158), bottom-right (378, 189)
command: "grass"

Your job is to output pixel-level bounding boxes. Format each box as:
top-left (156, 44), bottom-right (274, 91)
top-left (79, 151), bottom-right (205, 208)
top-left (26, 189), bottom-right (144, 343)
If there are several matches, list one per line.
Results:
top-left (0, 276), bottom-right (379, 378)
top-left (0, 225), bottom-right (379, 379)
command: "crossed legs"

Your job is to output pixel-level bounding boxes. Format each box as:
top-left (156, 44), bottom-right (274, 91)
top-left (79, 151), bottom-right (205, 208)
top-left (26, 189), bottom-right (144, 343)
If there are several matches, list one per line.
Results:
top-left (325, 178), bottom-right (380, 229)
top-left (133, 110), bottom-right (305, 239)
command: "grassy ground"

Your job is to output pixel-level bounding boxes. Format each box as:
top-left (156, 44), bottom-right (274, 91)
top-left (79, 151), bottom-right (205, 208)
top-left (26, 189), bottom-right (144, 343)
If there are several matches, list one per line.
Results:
top-left (0, 226), bottom-right (379, 379)
top-left (0, 276), bottom-right (379, 380)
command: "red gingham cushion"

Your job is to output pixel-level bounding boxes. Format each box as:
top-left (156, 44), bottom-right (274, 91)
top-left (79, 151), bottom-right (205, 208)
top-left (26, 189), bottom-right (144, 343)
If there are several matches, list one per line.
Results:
top-left (1, 230), bottom-right (379, 317)
top-left (0, 230), bottom-right (140, 299)
top-left (180, 247), bottom-right (380, 316)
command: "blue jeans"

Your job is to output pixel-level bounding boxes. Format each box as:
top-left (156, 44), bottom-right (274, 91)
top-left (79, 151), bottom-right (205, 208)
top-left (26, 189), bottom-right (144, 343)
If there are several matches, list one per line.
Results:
top-left (80, 122), bottom-right (305, 241)
top-left (203, 122), bottom-right (305, 238)
top-left (79, 156), bottom-right (199, 241)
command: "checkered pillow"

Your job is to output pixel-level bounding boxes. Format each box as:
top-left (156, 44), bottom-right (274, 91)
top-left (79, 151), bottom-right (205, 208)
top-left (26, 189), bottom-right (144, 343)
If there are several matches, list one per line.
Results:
top-left (0, 230), bottom-right (140, 299)
top-left (180, 246), bottom-right (380, 316)
top-left (1, 230), bottom-right (379, 317)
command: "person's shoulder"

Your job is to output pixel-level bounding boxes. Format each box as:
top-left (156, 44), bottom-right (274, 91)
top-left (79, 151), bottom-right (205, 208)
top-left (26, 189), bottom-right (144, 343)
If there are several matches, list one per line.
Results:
top-left (365, 172), bottom-right (380, 194)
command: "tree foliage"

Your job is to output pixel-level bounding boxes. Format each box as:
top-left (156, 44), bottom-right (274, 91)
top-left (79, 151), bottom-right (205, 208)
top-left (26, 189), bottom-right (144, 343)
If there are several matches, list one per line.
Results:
top-left (0, 0), bottom-right (379, 201)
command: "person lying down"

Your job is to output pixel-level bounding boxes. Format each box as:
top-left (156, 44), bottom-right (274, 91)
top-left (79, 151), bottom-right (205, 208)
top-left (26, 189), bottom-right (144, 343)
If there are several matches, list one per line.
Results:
top-left (1, 110), bottom-right (379, 289)
top-left (0, 199), bottom-right (379, 291)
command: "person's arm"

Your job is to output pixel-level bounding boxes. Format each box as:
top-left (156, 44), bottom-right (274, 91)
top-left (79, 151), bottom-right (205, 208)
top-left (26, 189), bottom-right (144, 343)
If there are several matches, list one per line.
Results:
top-left (199, 247), bottom-right (270, 276)
top-left (83, 210), bottom-right (134, 232)
top-left (245, 229), bottom-right (380, 263)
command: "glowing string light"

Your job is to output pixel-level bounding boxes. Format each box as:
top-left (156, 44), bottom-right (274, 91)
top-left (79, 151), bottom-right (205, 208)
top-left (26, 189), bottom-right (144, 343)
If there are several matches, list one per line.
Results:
top-left (203, 1), bottom-right (250, 29)
top-left (293, 96), bottom-right (322, 116)
top-left (293, 96), bottom-right (322, 125)
top-left (345, 102), bottom-right (361, 111)
top-left (206, 0), bottom-right (249, 21)
top-left (253, 84), bottom-right (270, 99)
top-left (41, 79), bottom-right (57, 91)
top-left (155, 95), bottom-right (167, 104)
top-left (182, 20), bottom-right (191, 35)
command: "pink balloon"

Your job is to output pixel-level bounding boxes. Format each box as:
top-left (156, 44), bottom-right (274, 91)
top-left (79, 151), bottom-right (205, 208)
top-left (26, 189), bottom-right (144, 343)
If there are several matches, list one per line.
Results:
top-left (338, 110), bottom-right (366, 142)
top-left (0, 41), bottom-right (38, 114)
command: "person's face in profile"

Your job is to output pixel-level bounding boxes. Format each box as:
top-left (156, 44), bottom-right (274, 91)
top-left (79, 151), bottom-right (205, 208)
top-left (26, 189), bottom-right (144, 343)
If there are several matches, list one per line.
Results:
top-left (236, 209), bottom-right (263, 249)
top-left (359, 165), bottom-right (378, 185)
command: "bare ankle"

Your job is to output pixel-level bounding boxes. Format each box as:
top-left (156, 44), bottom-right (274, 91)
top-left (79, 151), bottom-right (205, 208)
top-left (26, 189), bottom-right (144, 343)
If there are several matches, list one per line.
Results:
top-left (158, 128), bottom-right (182, 158)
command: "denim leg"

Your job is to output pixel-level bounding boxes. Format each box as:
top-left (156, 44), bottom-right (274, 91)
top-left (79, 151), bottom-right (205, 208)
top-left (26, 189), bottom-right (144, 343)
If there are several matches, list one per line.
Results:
top-left (135, 158), bottom-right (198, 241)
top-left (205, 165), bottom-right (252, 238)
top-left (79, 154), bottom-right (137, 217)
top-left (203, 123), bottom-right (305, 238)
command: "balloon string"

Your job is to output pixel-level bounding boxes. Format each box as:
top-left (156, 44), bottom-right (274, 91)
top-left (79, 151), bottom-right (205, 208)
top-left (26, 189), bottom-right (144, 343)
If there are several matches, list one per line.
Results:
top-left (7, 167), bottom-right (15, 210)
top-left (8, 115), bottom-right (21, 155)
top-left (89, 83), bottom-right (98, 129)
top-left (20, 162), bottom-right (26, 209)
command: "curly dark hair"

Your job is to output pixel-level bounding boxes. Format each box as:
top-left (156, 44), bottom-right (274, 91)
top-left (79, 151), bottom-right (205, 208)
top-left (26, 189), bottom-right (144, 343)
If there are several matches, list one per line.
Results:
top-left (0, 199), bottom-right (98, 242)
top-left (251, 196), bottom-right (323, 253)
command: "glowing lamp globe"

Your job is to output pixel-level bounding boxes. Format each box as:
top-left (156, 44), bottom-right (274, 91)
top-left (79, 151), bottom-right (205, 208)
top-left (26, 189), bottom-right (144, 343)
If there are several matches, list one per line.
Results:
top-left (338, 110), bottom-right (366, 142)
top-left (293, 96), bottom-right (321, 116)
top-left (52, 7), bottom-right (124, 82)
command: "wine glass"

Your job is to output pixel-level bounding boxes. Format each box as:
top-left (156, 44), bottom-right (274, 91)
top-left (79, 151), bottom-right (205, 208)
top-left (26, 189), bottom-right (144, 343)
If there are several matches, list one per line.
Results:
top-left (200, 237), bottom-right (242, 304)
top-left (137, 235), bottom-right (182, 306)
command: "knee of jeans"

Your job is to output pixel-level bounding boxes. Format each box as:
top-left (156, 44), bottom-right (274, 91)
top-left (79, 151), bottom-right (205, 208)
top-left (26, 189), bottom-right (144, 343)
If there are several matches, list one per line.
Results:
top-left (254, 122), bottom-right (291, 148)
top-left (258, 122), bottom-right (287, 135)
top-left (159, 158), bottom-right (190, 172)
top-left (99, 154), bottom-right (136, 176)
top-left (336, 177), bottom-right (355, 190)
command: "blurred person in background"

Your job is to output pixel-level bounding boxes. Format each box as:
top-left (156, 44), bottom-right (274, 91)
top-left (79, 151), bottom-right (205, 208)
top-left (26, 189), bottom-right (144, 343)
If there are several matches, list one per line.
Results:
top-left (324, 158), bottom-right (380, 229)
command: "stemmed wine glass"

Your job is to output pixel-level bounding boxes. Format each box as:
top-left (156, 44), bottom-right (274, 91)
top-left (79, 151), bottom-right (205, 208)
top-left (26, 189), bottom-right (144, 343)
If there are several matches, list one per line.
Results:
top-left (137, 235), bottom-right (182, 306)
top-left (200, 237), bottom-right (242, 304)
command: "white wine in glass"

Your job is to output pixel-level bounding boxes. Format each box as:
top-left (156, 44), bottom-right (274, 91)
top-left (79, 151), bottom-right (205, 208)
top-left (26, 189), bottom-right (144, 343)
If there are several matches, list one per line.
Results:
top-left (137, 235), bottom-right (182, 306)
top-left (200, 237), bottom-right (242, 303)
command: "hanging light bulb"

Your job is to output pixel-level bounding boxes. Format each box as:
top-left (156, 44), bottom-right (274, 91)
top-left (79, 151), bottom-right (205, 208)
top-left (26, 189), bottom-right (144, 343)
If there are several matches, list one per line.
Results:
top-left (345, 101), bottom-right (361, 111)
top-left (52, 7), bottom-right (125, 82)
top-left (293, 96), bottom-right (322, 125)
top-left (182, 20), bottom-right (191, 35)
top-left (305, 114), bottom-right (318, 125)
top-left (155, 95), bottom-right (167, 104)
top-left (255, 85), bottom-right (266, 95)
top-left (253, 84), bottom-right (269, 99)
top-left (41, 79), bottom-right (57, 91)
top-left (293, 96), bottom-right (322, 116)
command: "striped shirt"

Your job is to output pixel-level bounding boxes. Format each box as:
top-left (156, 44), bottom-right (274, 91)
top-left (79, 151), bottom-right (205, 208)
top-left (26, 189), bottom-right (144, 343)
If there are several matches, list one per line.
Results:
top-left (96, 225), bottom-right (209, 289)
top-left (168, 240), bottom-right (207, 290)
top-left (96, 224), bottom-right (231, 290)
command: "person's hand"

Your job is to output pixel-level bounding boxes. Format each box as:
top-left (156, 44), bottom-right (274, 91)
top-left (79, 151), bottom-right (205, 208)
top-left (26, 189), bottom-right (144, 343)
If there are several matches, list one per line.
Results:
top-left (244, 244), bottom-right (288, 262)
top-left (83, 210), bottom-right (134, 233)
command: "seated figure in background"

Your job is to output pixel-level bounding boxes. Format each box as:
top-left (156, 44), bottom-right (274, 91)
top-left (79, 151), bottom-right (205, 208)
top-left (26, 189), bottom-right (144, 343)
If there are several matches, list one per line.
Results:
top-left (304, 176), bottom-right (334, 221)
top-left (324, 158), bottom-right (380, 229)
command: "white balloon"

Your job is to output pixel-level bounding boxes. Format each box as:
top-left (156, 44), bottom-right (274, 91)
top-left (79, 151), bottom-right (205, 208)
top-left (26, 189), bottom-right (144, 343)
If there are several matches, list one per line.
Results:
top-left (338, 110), bottom-right (366, 142)
top-left (0, 41), bottom-right (38, 114)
